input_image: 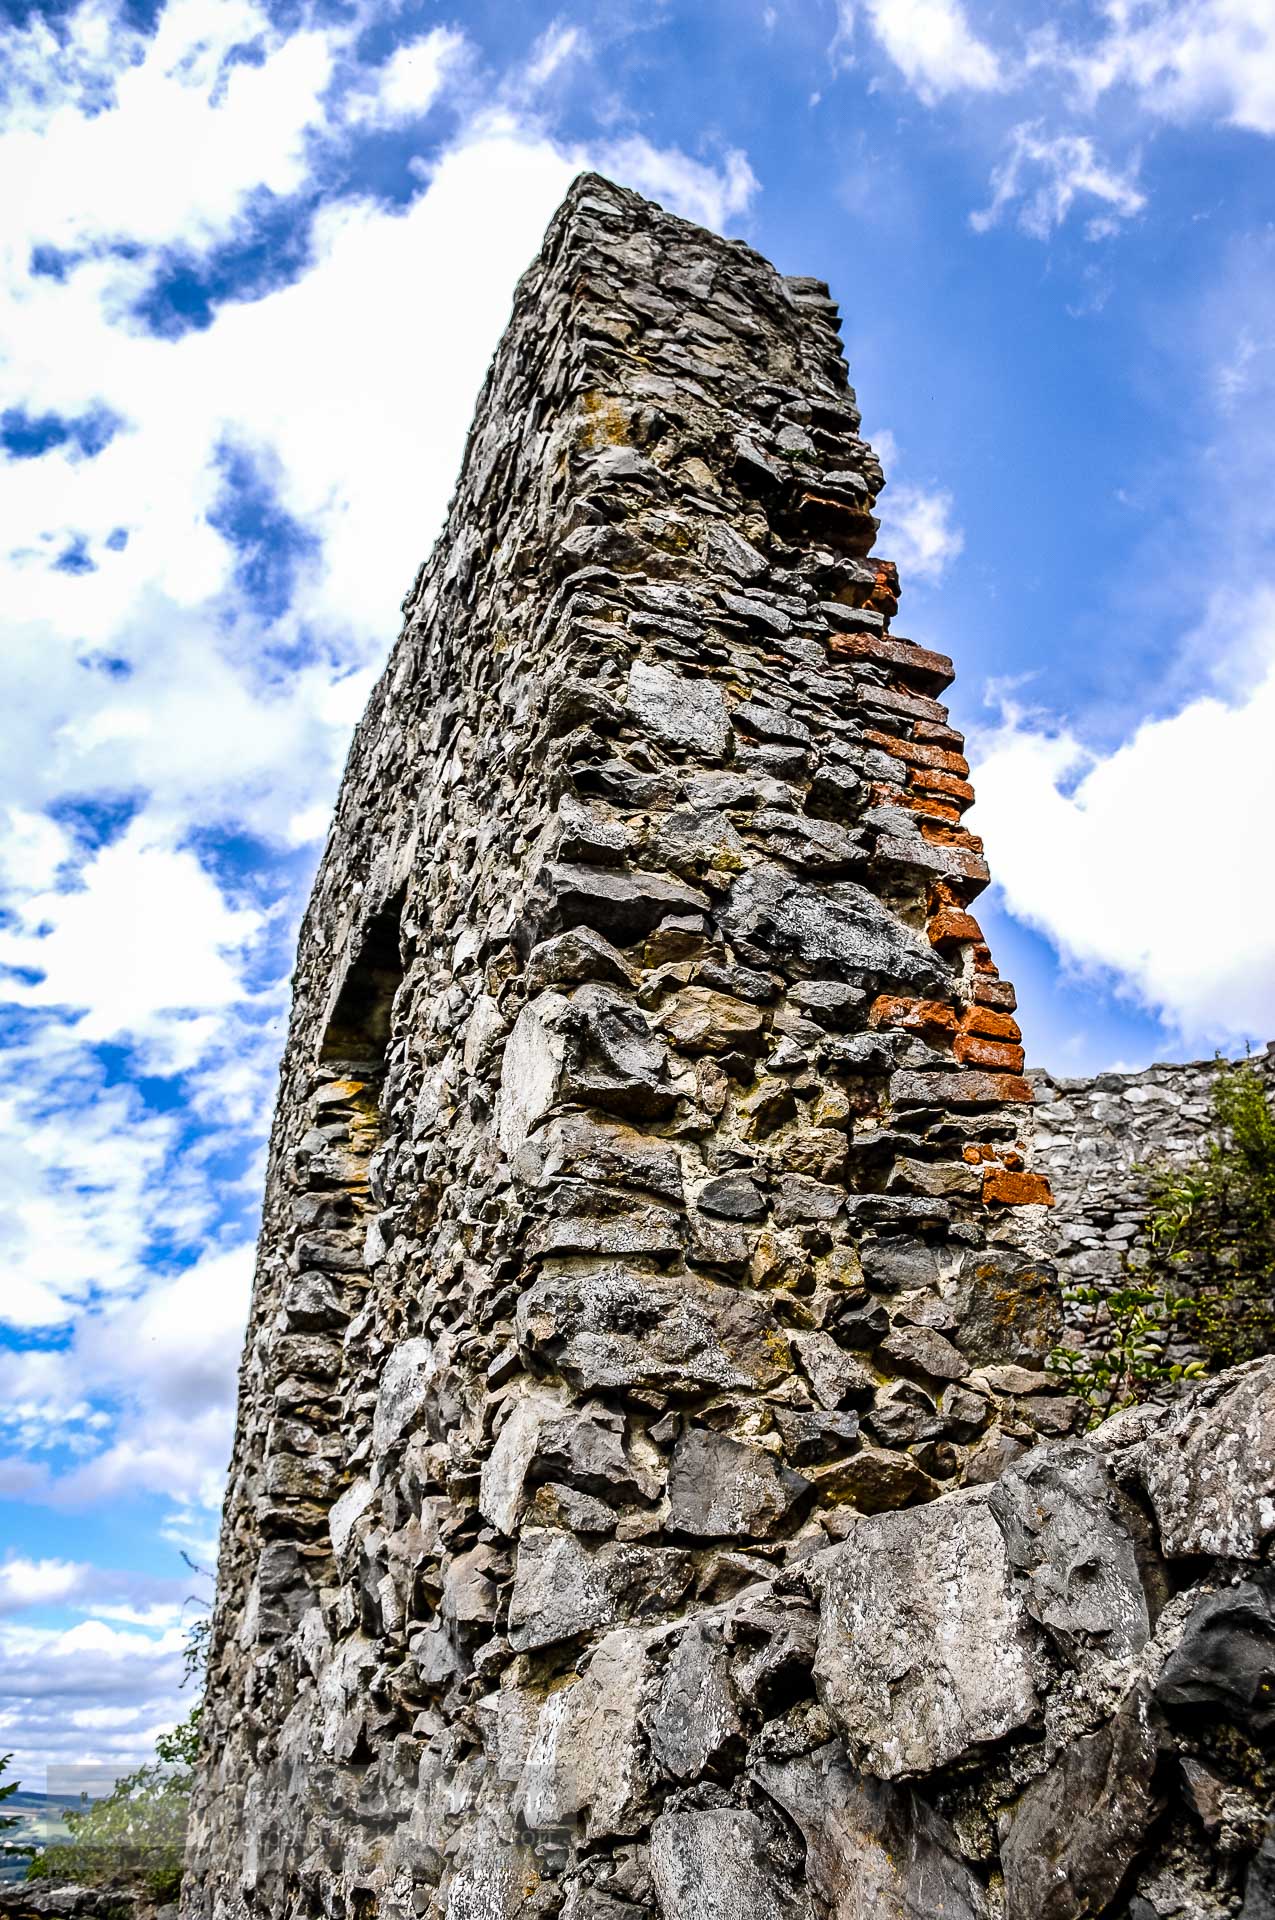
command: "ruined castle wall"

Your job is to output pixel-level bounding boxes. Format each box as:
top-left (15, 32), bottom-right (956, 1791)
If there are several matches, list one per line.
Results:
top-left (1029, 1045), bottom-right (1275, 1294)
top-left (184, 177), bottom-right (1275, 1920)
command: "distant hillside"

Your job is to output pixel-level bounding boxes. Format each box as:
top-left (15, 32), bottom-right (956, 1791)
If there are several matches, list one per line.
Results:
top-left (1, 1793), bottom-right (82, 1885)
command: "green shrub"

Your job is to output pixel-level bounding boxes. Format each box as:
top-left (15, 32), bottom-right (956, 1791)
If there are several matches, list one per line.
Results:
top-left (1049, 1056), bottom-right (1275, 1424)
top-left (26, 1706), bottom-right (201, 1903)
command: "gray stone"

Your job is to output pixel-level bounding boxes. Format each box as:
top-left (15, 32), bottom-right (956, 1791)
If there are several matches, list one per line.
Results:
top-left (732, 700), bottom-right (812, 746)
top-left (755, 1741), bottom-right (990, 1920)
top-left (791, 1331), bottom-right (874, 1410)
top-left (328, 1476), bottom-right (374, 1558)
top-left (749, 810), bottom-right (869, 874)
top-left (481, 1389), bottom-right (657, 1536)
top-left (507, 1529), bottom-right (693, 1652)
top-left (653, 805), bottom-right (747, 875)
top-left (991, 1441), bottom-right (1151, 1664)
top-left (544, 861), bottom-right (712, 944)
top-left (371, 1337), bottom-right (440, 1455)
top-left (627, 660), bottom-right (730, 757)
top-left (697, 1171), bottom-right (766, 1219)
top-left (497, 985), bottom-right (675, 1157)
top-left (1155, 1566), bottom-right (1275, 1743)
top-left (720, 863), bottom-right (947, 993)
top-left (526, 925), bottom-right (640, 992)
top-left (516, 1627), bottom-right (655, 1840)
top-left (444, 1824), bottom-right (538, 1920)
top-left (1000, 1688), bottom-right (1163, 1920)
top-left (515, 1110), bottom-right (684, 1202)
top-left (813, 1491), bottom-right (1038, 1776)
top-left (878, 1324), bottom-right (970, 1383)
top-left (950, 1248), bottom-right (1060, 1368)
top-left (1132, 1359), bottom-right (1275, 1558)
top-left (647, 1619), bottom-right (743, 1781)
top-left (649, 1808), bottom-right (812, 1920)
top-left (668, 1427), bottom-right (810, 1538)
top-left (516, 1264), bottom-right (793, 1399)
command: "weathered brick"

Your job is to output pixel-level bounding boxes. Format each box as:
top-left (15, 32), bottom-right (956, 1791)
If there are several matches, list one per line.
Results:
top-left (921, 823), bottom-right (984, 854)
top-left (973, 976), bottom-right (1018, 1012)
top-left (963, 1006), bottom-right (1022, 1044)
top-left (928, 907), bottom-right (983, 949)
top-left (911, 766), bottom-right (975, 807)
top-left (955, 1033), bottom-right (1026, 1073)
top-left (858, 682), bottom-right (950, 726)
top-left (870, 994), bottom-right (959, 1039)
top-left (826, 630), bottom-right (954, 694)
top-left (982, 1168), bottom-right (1055, 1207)
top-left (893, 790), bottom-right (963, 826)
top-left (914, 719), bottom-right (966, 750)
top-left (865, 728), bottom-right (970, 777)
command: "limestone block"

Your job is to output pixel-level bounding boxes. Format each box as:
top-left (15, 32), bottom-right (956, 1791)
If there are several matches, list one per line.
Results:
top-left (514, 1110), bottom-right (684, 1201)
top-left (328, 1477), bottom-right (374, 1558)
top-left (754, 1742), bottom-right (990, 1920)
top-left (507, 1528), bottom-right (693, 1652)
top-left (1000, 1688), bottom-right (1162, 1920)
top-left (649, 1808), bottom-right (812, 1920)
top-left (516, 1263), bottom-right (793, 1399)
top-left (813, 1491), bottom-right (1038, 1776)
top-left (543, 861), bottom-right (713, 945)
top-left (990, 1441), bottom-right (1150, 1664)
top-left (667, 1427), bottom-right (810, 1538)
top-left (1130, 1358), bottom-right (1275, 1558)
top-left (516, 1627), bottom-right (655, 1840)
top-left (480, 1386), bottom-right (656, 1536)
top-left (497, 985), bottom-right (674, 1158)
top-left (647, 1618), bottom-right (742, 1781)
top-left (372, 1337), bottom-right (440, 1455)
top-left (720, 862), bottom-right (947, 994)
top-left (627, 659), bottom-right (729, 757)
top-left (1155, 1566), bottom-right (1275, 1743)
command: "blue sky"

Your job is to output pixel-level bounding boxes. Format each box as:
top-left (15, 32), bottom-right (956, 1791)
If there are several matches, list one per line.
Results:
top-left (1, 0), bottom-right (1274, 1784)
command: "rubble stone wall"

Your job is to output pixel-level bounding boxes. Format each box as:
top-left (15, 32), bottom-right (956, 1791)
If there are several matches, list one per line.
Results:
top-left (1029, 1045), bottom-right (1275, 1295)
top-left (184, 177), bottom-right (1275, 1920)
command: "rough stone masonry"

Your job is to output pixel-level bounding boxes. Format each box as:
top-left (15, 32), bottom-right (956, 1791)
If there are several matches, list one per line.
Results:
top-left (184, 178), bottom-right (1275, 1920)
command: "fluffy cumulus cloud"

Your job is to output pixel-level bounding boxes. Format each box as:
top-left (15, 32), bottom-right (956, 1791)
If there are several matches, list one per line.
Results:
top-left (863, 0), bottom-right (1003, 103)
top-left (971, 650), bottom-right (1275, 1044)
top-left (880, 481), bottom-right (964, 580)
top-left (0, 0), bottom-right (758, 1778)
top-left (1072, 0), bottom-right (1275, 137)
top-left (970, 233), bottom-right (1275, 1049)
top-left (0, 1615), bottom-right (193, 1785)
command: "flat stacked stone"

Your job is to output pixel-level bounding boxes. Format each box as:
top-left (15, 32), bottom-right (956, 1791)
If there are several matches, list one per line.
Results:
top-left (183, 177), bottom-right (1272, 1920)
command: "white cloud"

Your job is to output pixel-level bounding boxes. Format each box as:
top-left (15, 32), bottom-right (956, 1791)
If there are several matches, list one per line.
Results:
top-left (0, 1614), bottom-right (189, 1785)
top-left (0, 1558), bottom-right (86, 1611)
top-left (864, 0), bottom-right (1003, 101)
top-left (877, 480), bottom-right (965, 581)
top-left (971, 123), bottom-right (1146, 238)
top-left (971, 637), bottom-right (1275, 1044)
top-left (0, 814), bottom-right (264, 1063)
top-left (0, 1244), bottom-right (254, 1508)
top-left (343, 26), bottom-right (466, 127)
top-left (0, 0), bottom-right (339, 254)
top-left (1073, 0), bottom-right (1275, 138)
top-left (0, 1061), bottom-right (186, 1330)
top-left (870, 429), bottom-right (965, 584)
top-left (592, 137), bottom-right (758, 236)
top-left (524, 22), bottom-right (587, 92)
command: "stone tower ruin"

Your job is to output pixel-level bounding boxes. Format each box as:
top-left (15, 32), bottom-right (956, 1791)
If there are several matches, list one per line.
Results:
top-left (186, 177), bottom-right (1275, 1920)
